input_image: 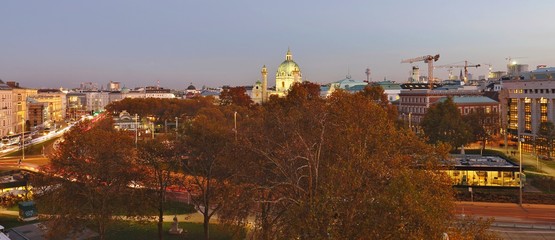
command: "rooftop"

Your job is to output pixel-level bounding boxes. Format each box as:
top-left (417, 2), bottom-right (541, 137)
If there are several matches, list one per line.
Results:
top-left (438, 96), bottom-right (498, 104)
top-left (446, 154), bottom-right (519, 171)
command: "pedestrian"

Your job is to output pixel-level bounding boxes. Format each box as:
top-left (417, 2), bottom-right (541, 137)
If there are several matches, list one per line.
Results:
top-left (18, 158), bottom-right (22, 167)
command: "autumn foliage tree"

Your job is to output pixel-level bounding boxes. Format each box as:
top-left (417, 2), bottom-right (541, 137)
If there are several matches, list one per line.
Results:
top-left (137, 136), bottom-right (182, 240)
top-left (179, 105), bottom-right (243, 240)
top-left (232, 82), bottom-right (460, 239)
top-left (421, 97), bottom-right (472, 150)
top-left (219, 86), bottom-right (253, 107)
top-left (32, 116), bottom-right (148, 240)
top-left (463, 108), bottom-right (500, 151)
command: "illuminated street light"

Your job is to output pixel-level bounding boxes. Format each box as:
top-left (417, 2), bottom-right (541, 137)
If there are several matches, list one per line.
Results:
top-left (519, 137), bottom-right (524, 206)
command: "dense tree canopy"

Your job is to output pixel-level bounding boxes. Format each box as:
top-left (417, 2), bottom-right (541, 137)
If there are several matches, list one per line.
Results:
top-left (421, 97), bottom-right (472, 150)
top-left (219, 86), bottom-right (253, 107)
top-left (231, 84), bottom-right (457, 239)
top-left (33, 83), bottom-right (497, 240)
top-left (463, 108), bottom-right (500, 150)
top-left (33, 117), bottom-right (148, 240)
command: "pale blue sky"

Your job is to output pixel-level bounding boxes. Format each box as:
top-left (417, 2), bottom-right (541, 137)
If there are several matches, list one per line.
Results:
top-left (2, 0), bottom-right (555, 89)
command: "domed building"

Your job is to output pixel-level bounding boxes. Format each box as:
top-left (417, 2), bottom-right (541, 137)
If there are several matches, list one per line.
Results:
top-left (185, 83), bottom-right (200, 99)
top-left (252, 49), bottom-right (303, 104)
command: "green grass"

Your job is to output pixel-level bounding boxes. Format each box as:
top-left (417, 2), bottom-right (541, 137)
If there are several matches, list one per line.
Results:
top-left (105, 221), bottom-right (240, 240)
top-left (0, 214), bottom-right (242, 240)
top-left (163, 201), bottom-right (196, 215)
top-left (541, 159), bottom-right (555, 170)
top-left (527, 173), bottom-right (555, 193)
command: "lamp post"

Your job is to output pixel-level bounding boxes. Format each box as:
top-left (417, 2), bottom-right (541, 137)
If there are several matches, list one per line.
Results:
top-left (21, 117), bottom-right (25, 161)
top-left (519, 137), bottom-right (524, 206)
top-left (135, 114), bottom-right (138, 147)
top-left (408, 112), bottom-right (412, 131)
top-left (175, 117), bottom-right (179, 141)
top-left (233, 111), bottom-right (237, 141)
top-left (151, 122), bottom-right (155, 140)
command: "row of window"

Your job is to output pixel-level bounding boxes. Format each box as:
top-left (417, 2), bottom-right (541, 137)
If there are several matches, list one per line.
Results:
top-left (401, 97), bottom-right (427, 104)
top-left (510, 88), bottom-right (555, 94)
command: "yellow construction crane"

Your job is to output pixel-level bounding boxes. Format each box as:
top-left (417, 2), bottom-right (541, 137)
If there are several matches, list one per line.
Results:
top-left (435, 61), bottom-right (480, 85)
top-left (401, 54), bottom-right (440, 89)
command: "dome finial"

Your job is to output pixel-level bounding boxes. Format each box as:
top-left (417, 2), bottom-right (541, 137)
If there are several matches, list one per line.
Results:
top-left (286, 47), bottom-right (292, 61)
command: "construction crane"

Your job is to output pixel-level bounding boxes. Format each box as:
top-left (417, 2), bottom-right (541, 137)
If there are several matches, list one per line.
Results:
top-left (505, 56), bottom-right (526, 65)
top-left (435, 61), bottom-right (480, 85)
top-left (401, 54), bottom-right (440, 89)
top-left (482, 63), bottom-right (493, 79)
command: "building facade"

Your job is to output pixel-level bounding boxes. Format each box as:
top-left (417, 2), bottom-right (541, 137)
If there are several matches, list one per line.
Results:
top-left (32, 89), bottom-right (67, 127)
top-left (0, 83), bottom-right (13, 137)
top-left (7, 82), bottom-right (37, 134)
top-left (398, 88), bottom-right (483, 125)
top-left (501, 77), bottom-right (555, 152)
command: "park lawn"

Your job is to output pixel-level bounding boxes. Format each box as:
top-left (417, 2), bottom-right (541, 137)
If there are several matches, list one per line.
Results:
top-left (541, 159), bottom-right (555, 170)
top-left (105, 221), bottom-right (241, 240)
top-left (0, 214), bottom-right (241, 240)
top-left (163, 201), bottom-right (196, 215)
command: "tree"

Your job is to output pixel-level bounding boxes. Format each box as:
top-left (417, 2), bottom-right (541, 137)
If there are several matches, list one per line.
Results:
top-left (356, 85), bottom-right (398, 121)
top-left (537, 121), bottom-right (555, 159)
top-left (179, 105), bottom-right (241, 240)
top-left (219, 86), bottom-right (253, 107)
top-left (32, 117), bottom-right (148, 240)
top-left (137, 136), bottom-right (181, 240)
top-left (464, 108), bottom-right (500, 151)
top-left (234, 86), bottom-right (459, 239)
top-left (421, 97), bottom-right (472, 150)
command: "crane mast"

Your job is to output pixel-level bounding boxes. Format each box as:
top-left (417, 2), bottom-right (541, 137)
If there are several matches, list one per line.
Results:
top-left (401, 54), bottom-right (440, 89)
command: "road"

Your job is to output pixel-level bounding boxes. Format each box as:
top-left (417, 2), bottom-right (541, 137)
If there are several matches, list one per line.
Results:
top-left (456, 201), bottom-right (555, 239)
top-left (456, 201), bottom-right (555, 223)
top-left (0, 155), bottom-right (48, 172)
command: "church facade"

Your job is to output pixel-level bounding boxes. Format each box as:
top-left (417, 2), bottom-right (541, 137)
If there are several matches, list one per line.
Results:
top-left (252, 49), bottom-right (302, 104)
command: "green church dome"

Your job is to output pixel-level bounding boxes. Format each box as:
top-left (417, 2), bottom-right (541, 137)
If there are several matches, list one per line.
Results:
top-left (276, 49), bottom-right (301, 77)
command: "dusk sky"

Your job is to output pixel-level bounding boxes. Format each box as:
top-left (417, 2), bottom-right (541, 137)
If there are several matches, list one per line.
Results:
top-left (2, 1), bottom-right (555, 90)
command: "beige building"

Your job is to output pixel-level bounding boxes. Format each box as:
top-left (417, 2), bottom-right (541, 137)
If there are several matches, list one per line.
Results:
top-left (7, 82), bottom-right (37, 134)
top-left (30, 89), bottom-right (67, 128)
top-left (0, 82), bottom-right (13, 137)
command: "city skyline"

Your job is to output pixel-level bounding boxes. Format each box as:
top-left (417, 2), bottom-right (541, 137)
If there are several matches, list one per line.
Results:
top-left (2, 1), bottom-right (555, 89)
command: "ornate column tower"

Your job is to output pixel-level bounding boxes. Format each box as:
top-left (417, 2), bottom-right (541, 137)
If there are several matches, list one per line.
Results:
top-left (261, 65), bottom-right (268, 102)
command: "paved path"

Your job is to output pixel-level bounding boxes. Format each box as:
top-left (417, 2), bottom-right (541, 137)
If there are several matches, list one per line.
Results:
top-left (0, 208), bottom-right (214, 224)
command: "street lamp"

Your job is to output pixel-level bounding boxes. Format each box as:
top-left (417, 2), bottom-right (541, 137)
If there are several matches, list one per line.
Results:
top-left (21, 117), bottom-right (25, 161)
top-left (175, 117), bottom-right (179, 141)
top-left (408, 112), bottom-right (412, 131)
top-left (518, 137), bottom-right (524, 206)
top-left (233, 111), bottom-right (237, 141)
top-left (135, 114), bottom-right (138, 147)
